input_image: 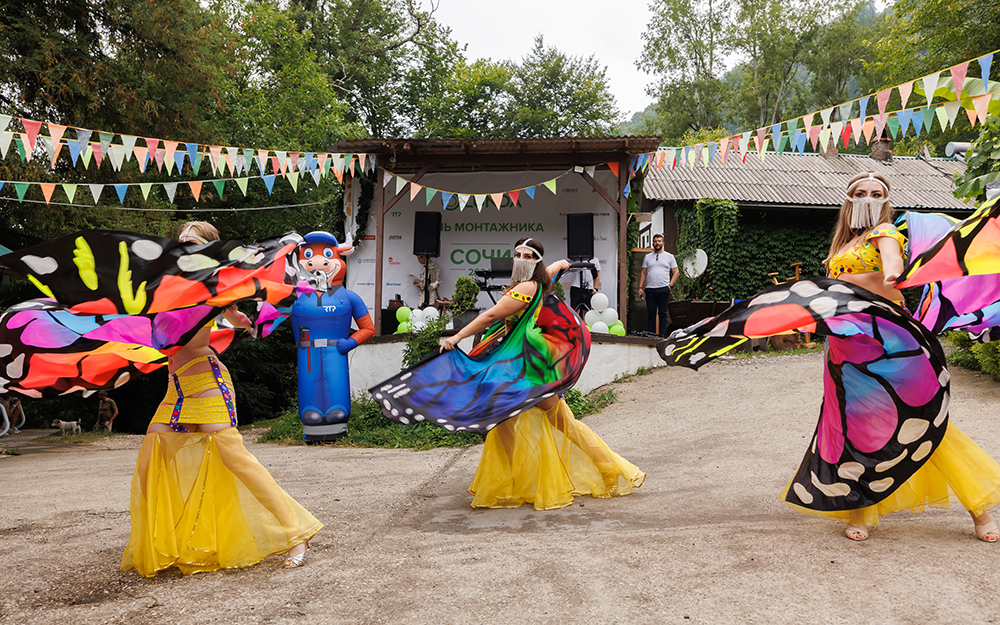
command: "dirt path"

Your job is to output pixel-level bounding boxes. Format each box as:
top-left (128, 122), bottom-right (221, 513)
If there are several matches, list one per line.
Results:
top-left (3, 353), bottom-right (1000, 624)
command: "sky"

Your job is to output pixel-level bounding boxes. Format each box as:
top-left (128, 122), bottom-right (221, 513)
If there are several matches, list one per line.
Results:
top-left (433, 0), bottom-right (655, 121)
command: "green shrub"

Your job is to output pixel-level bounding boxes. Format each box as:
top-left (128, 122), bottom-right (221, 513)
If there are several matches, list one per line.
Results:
top-left (565, 388), bottom-right (617, 418)
top-left (972, 342), bottom-right (1000, 380)
top-left (451, 277), bottom-right (480, 314)
top-left (401, 315), bottom-right (450, 369)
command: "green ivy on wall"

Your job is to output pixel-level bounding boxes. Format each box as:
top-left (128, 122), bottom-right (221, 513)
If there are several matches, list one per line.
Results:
top-left (676, 199), bottom-right (834, 300)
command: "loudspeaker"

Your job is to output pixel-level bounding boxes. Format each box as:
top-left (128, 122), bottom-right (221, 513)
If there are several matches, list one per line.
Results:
top-left (566, 213), bottom-right (594, 260)
top-left (413, 211), bottom-right (442, 257)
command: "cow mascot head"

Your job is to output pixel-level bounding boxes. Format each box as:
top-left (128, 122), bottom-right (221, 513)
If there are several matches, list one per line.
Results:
top-left (298, 231), bottom-right (354, 291)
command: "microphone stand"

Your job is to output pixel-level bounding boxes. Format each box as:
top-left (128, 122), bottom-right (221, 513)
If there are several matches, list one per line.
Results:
top-left (422, 256), bottom-right (431, 309)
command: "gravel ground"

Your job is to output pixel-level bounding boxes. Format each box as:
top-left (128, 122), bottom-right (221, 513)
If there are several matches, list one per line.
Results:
top-left (2, 352), bottom-right (1000, 624)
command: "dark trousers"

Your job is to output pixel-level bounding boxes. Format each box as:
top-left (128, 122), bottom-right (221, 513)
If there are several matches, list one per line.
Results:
top-left (570, 286), bottom-right (592, 312)
top-left (646, 286), bottom-right (671, 336)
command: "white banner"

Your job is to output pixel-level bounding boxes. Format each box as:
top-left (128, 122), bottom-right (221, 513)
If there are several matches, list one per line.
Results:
top-left (346, 170), bottom-right (620, 314)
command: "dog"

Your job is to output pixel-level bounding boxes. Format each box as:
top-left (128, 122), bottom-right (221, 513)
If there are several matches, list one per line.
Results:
top-left (51, 419), bottom-right (82, 436)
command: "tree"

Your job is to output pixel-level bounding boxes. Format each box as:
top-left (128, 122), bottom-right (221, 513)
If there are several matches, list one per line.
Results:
top-left (953, 116), bottom-right (1000, 202)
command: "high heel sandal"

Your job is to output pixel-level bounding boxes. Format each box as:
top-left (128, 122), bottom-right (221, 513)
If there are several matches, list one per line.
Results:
top-left (845, 524), bottom-right (869, 541)
top-left (283, 540), bottom-right (310, 568)
top-left (974, 519), bottom-right (999, 543)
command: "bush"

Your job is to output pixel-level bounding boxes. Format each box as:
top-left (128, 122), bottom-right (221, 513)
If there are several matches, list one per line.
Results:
top-left (401, 315), bottom-right (450, 369)
top-left (451, 277), bottom-right (480, 314)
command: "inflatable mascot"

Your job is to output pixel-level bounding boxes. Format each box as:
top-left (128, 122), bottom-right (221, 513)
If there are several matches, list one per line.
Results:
top-left (290, 231), bottom-right (375, 441)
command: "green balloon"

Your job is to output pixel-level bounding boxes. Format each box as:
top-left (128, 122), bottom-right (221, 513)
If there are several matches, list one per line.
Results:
top-left (610, 325), bottom-right (626, 336)
top-left (611, 320), bottom-right (624, 329)
top-left (397, 321), bottom-right (412, 334)
top-left (396, 307), bottom-right (411, 323)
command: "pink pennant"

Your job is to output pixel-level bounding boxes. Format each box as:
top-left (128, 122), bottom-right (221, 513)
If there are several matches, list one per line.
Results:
top-left (258, 149), bottom-right (270, 173)
top-left (971, 93), bottom-right (993, 125)
top-left (189, 180), bottom-right (203, 201)
top-left (655, 151), bottom-right (666, 170)
top-left (410, 183), bottom-right (422, 200)
top-left (208, 146), bottom-right (222, 171)
top-left (898, 82), bottom-right (914, 110)
top-left (91, 141), bottom-right (104, 168)
top-left (39, 183), bottom-right (56, 204)
top-left (47, 123), bottom-right (67, 147)
top-left (489, 192), bottom-right (504, 209)
top-left (809, 127), bottom-right (821, 150)
top-left (153, 148), bottom-right (165, 172)
top-left (803, 113), bottom-right (814, 136)
top-left (163, 141), bottom-right (178, 164)
top-left (145, 137), bottom-right (159, 153)
top-left (874, 113), bottom-right (890, 138)
top-left (133, 147), bottom-right (149, 172)
top-left (359, 153), bottom-right (367, 171)
top-left (271, 157), bottom-right (281, 177)
top-left (756, 128), bottom-right (766, 155)
top-left (850, 118), bottom-right (864, 143)
top-left (508, 189), bottom-right (521, 206)
top-left (20, 119), bottom-right (41, 152)
top-left (290, 152), bottom-right (299, 170)
top-left (718, 138), bottom-right (730, 165)
top-left (19, 134), bottom-right (32, 161)
top-left (317, 153), bottom-right (328, 173)
top-left (951, 62), bottom-right (969, 98)
top-left (876, 89), bottom-right (892, 116)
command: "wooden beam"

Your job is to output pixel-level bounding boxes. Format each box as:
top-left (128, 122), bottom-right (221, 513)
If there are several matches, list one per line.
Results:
top-left (619, 158), bottom-right (629, 332)
top-left (581, 171), bottom-right (622, 214)
top-left (374, 169), bottom-right (385, 335)
top-left (383, 165), bottom-right (433, 214)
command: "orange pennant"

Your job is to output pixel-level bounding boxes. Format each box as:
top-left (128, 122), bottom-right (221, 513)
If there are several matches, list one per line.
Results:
top-left (607, 162), bottom-right (619, 178)
top-left (189, 180), bottom-right (203, 201)
top-left (410, 183), bottom-right (422, 200)
top-left (971, 93), bottom-right (993, 125)
top-left (489, 192), bottom-right (504, 209)
top-left (40, 183), bottom-right (56, 204)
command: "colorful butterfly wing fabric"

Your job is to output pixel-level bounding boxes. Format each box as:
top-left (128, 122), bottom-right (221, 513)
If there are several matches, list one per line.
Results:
top-left (658, 278), bottom-right (950, 511)
top-left (0, 230), bottom-right (304, 397)
top-left (371, 291), bottom-right (591, 432)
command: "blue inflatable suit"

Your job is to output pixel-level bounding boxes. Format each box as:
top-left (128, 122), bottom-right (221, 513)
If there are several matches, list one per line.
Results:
top-left (290, 232), bottom-right (374, 441)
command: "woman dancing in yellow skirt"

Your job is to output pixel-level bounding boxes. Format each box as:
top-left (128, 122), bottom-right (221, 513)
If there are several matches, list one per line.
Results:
top-left (121, 222), bottom-right (321, 575)
top-left (436, 237), bottom-right (645, 510)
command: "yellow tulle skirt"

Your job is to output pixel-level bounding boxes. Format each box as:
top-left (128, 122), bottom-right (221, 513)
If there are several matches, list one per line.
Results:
top-left (469, 398), bottom-right (646, 510)
top-left (121, 427), bottom-right (322, 576)
top-left (782, 421), bottom-right (1000, 526)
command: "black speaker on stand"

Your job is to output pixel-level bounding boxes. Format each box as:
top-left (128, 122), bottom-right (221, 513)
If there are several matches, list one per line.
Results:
top-left (566, 213), bottom-right (594, 261)
top-left (413, 212), bottom-right (442, 308)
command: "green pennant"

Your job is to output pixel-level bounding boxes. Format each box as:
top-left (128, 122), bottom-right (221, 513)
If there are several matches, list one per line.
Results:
top-left (14, 135), bottom-right (26, 161)
top-left (886, 116), bottom-right (900, 139)
top-left (786, 118), bottom-right (799, 134)
top-left (425, 187), bottom-right (437, 205)
top-left (81, 144), bottom-right (93, 168)
top-left (62, 183), bottom-right (77, 203)
top-left (921, 105), bottom-right (936, 131)
top-left (324, 157), bottom-right (332, 175)
top-left (936, 105), bottom-right (949, 131)
top-left (165, 155), bottom-right (175, 175)
top-left (542, 179), bottom-right (557, 194)
top-left (777, 133), bottom-right (789, 155)
top-left (212, 179), bottom-right (226, 198)
top-left (236, 177), bottom-right (249, 196)
top-left (287, 171), bottom-right (299, 192)
top-left (13, 182), bottom-right (29, 201)
top-left (139, 183), bottom-right (153, 200)
top-left (192, 151), bottom-right (203, 175)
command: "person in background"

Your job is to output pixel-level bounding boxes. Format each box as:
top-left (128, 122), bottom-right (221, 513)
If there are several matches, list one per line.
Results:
top-left (411, 255), bottom-right (442, 307)
top-left (94, 391), bottom-right (118, 431)
top-left (568, 256), bottom-right (600, 314)
top-left (637, 234), bottom-right (678, 336)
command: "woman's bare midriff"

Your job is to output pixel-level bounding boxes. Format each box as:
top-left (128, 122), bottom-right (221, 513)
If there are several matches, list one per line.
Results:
top-left (148, 326), bottom-right (231, 434)
top-left (834, 271), bottom-right (903, 303)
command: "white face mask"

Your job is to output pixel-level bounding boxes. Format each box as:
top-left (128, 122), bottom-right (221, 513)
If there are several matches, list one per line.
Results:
top-left (511, 257), bottom-right (539, 283)
top-left (847, 195), bottom-right (888, 230)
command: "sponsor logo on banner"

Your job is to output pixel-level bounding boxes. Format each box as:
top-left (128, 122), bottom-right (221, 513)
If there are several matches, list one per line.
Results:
top-left (362, 235), bottom-right (375, 240)
top-left (389, 234), bottom-right (402, 240)
top-left (386, 282), bottom-right (402, 287)
top-left (387, 257), bottom-right (400, 265)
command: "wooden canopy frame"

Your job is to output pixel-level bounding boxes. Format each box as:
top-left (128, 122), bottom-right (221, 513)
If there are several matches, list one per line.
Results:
top-left (334, 136), bottom-right (662, 335)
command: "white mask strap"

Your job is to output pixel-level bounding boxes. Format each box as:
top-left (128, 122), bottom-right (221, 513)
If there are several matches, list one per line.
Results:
top-left (181, 225), bottom-right (208, 244)
top-left (846, 173), bottom-right (889, 196)
top-left (516, 238), bottom-right (544, 262)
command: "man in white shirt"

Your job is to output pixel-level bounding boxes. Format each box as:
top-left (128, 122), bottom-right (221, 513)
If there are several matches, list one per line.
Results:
top-left (637, 234), bottom-right (678, 336)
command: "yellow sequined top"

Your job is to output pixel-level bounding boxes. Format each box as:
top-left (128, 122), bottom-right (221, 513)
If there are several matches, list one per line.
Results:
top-left (829, 227), bottom-right (907, 279)
top-left (503, 288), bottom-right (536, 326)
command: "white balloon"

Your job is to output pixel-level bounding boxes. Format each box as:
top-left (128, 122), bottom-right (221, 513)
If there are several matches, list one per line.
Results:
top-left (591, 321), bottom-right (609, 334)
top-left (409, 309), bottom-right (424, 323)
top-left (423, 307), bottom-right (440, 321)
top-left (590, 292), bottom-right (609, 313)
top-left (584, 309), bottom-right (601, 327)
top-left (411, 318), bottom-right (426, 331)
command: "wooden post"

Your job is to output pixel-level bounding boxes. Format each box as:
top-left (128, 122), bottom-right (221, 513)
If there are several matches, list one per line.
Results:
top-left (619, 157), bottom-right (629, 332)
top-left (374, 168), bottom-right (385, 335)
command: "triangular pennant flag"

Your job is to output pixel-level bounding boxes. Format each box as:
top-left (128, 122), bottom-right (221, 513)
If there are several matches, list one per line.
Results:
top-left (858, 96), bottom-right (870, 122)
top-left (1, 131), bottom-right (14, 158)
top-left (739, 131), bottom-right (751, 159)
top-left (708, 142), bottom-right (718, 164)
top-left (47, 123), bottom-right (67, 151)
top-left (213, 179), bottom-right (226, 198)
top-left (682, 145), bottom-right (692, 167)
top-left (524, 187), bottom-right (536, 200)
top-left (236, 177), bottom-right (249, 196)
top-left (410, 182), bottom-right (422, 200)
top-left (359, 153), bottom-right (367, 172)
top-left (440, 191), bottom-right (453, 209)
top-left (153, 148), bottom-right (165, 172)
top-left (758, 138), bottom-right (770, 159)
top-left (838, 101), bottom-right (853, 123)
top-left (980, 54), bottom-right (994, 94)
top-left (802, 113), bottom-right (814, 138)
top-left (20, 119), bottom-right (41, 153)
top-left (951, 62), bottom-right (969, 98)
top-left (317, 153), bottom-right (328, 176)
top-left (332, 161), bottom-right (344, 183)
top-left (39, 183), bottom-right (56, 204)
top-left (818, 128), bottom-right (830, 152)
top-left (0, 114), bottom-right (9, 131)
top-left (192, 150), bottom-right (204, 175)
top-left (921, 105), bottom-right (936, 133)
top-left (98, 132), bottom-right (112, 156)
top-left (113, 184), bottom-right (128, 204)
top-left (777, 133), bottom-right (789, 155)
top-left (839, 122), bottom-right (852, 147)
top-left (286, 172), bottom-right (298, 192)
top-left (15, 134), bottom-right (28, 161)
top-left (873, 113), bottom-right (889, 138)
top-left (13, 182), bottom-right (30, 202)
top-left (186, 143), bottom-right (199, 172)
top-left (756, 128), bottom-right (766, 153)
top-left (39, 137), bottom-right (55, 163)
top-left (120, 135), bottom-right (137, 161)
top-left (62, 183), bottom-right (77, 203)
top-left (851, 120), bottom-right (865, 144)
top-left (208, 145), bottom-right (223, 171)
top-left (898, 82), bottom-right (914, 110)
top-left (771, 124), bottom-right (781, 145)
top-left (242, 149), bottom-right (254, 173)
top-left (274, 151), bottom-right (287, 173)
top-left (474, 194), bottom-right (487, 212)
top-left (719, 137), bottom-right (731, 162)
top-left (912, 108), bottom-right (925, 136)
top-left (795, 129), bottom-right (807, 153)
top-left (382, 169), bottom-right (393, 187)
top-left (172, 150), bottom-right (185, 173)
top-left (261, 174), bottom-right (275, 195)
top-left (971, 93), bottom-right (992, 125)
top-left (820, 107), bottom-right (834, 128)
top-left (163, 182), bottom-right (177, 203)
top-left (81, 144), bottom-right (93, 168)
top-left (139, 183), bottom-right (153, 200)
top-left (109, 144), bottom-right (127, 171)
top-left (489, 192), bottom-right (504, 209)
top-left (227, 147), bottom-right (238, 174)
top-left (876, 89), bottom-right (892, 116)
top-left (809, 126), bottom-right (821, 150)
top-left (896, 110), bottom-right (913, 138)
top-left (216, 153), bottom-right (227, 177)
top-left (188, 180), bottom-right (202, 201)
top-left (886, 115), bottom-right (900, 139)
top-left (607, 162), bottom-right (619, 178)
top-left (395, 176), bottom-right (407, 195)
top-left (257, 149), bottom-right (268, 174)
top-left (693, 144), bottom-right (704, 167)
top-left (90, 141), bottom-right (103, 168)
top-left (76, 128), bottom-right (92, 146)
top-left (786, 118), bottom-right (799, 135)
top-left (966, 103), bottom-right (979, 127)
top-left (623, 181), bottom-right (631, 198)
top-left (289, 152), bottom-right (299, 173)
top-left (145, 137), bottom-right (159, 155)
top-left (941, 100), bottom-right (961, 129)
top-left (542, 179), bottom-right (557, 195)
top-left (862, 119), bottom-right (876, 143)
top-left (922, 73), bottom-right (940, 106)
top-left (133, 146), bottom-right (149, 172)
top-left (311, 166), bottom-right (321, 186)
top-left (163, 141), bottom-right (178, 168)
top-left (508, 189), bottom-right (520, 206)
top-left (457, 193), bottom-right (470, 210)
top-left (584, 165), bottom-right (597, 177)
top-left (425, 187), bottom-right (438, 206)
top-left (66, 139), bottom-right (82, 165)
top-left (935, 105), bottom-right (949, 131)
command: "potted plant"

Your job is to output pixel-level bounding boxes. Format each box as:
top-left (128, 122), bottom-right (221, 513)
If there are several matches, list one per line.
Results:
top-left (450, 276), bottom-right (481, 329)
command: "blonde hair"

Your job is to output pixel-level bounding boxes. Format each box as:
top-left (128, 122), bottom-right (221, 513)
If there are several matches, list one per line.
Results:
top-left (825, 171), bottom-right (894, 270)
top-left (178, 221), bottom-right (220, 243)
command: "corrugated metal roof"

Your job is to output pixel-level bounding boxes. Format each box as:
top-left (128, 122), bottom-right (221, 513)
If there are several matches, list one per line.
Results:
top-left (643, 151), bottom-right (970, 211)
